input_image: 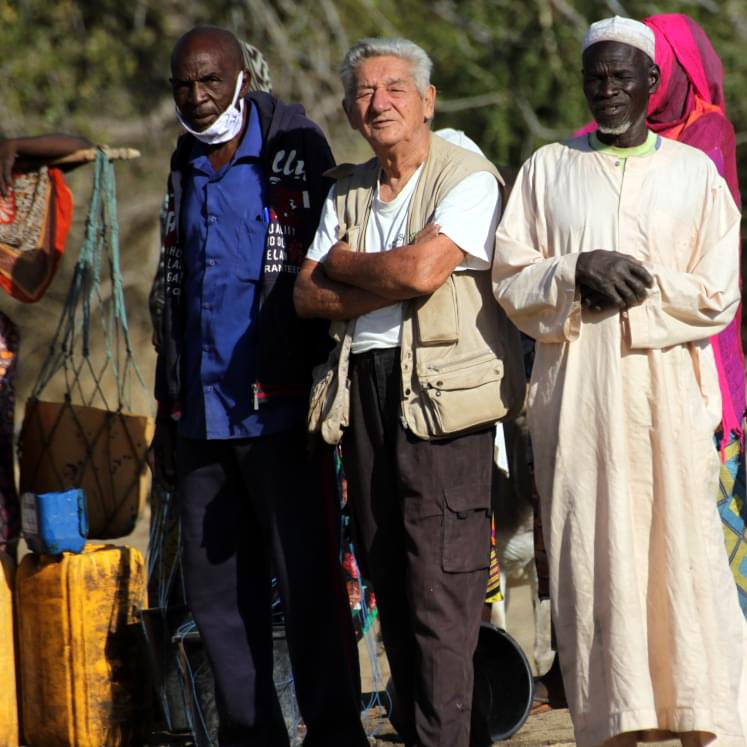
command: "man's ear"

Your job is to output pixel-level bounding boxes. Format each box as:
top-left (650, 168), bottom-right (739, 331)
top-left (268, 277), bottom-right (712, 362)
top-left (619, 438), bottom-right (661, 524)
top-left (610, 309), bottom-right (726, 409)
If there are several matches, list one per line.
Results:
top-left (239, 69), bottom-right (251, 99)
top-left (648, 63), bottom-right (661, 95)
top-left (423, 84), bottom-right (436, 122)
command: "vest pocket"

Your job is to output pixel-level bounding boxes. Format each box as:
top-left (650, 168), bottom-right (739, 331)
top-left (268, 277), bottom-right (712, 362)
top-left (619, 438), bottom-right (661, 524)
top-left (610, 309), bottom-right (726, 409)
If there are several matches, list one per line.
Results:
top-left (442, 485), bottom-right (490, 572)
top-left (307, 345), bottom-right (351, 445)
top-left (308, 361), bottom-right (337, 433)
top-left (419, 354), bottom-right (506, 436)
top-left (415, 276), bottom-right (459, 345)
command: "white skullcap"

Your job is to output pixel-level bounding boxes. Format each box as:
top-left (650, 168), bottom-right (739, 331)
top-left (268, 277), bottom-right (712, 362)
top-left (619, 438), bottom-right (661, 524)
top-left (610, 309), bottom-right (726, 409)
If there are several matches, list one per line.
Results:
top-left (582, 16), bottom-right (655, 62)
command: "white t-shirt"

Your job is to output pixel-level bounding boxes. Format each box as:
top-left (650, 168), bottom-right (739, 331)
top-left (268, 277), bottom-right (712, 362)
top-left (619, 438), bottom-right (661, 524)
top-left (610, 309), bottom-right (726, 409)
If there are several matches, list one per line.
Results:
top-left (306, 167), bottom-right (501, 354)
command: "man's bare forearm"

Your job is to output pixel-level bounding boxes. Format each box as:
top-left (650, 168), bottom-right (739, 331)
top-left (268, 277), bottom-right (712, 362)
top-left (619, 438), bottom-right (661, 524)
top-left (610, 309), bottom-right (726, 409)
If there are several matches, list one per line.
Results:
top-left (324, 233), bottom-right (465, 299)
top-left (6, 134), bottom-right (92, 159)
top-left (294, 259), bottom-right (396, 321)
top-left (0, 133), bottom-right (93, 197)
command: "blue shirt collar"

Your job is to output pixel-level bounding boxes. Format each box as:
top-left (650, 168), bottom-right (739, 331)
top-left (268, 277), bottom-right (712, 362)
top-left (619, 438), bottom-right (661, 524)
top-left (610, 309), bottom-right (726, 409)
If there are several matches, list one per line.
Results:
top-left (187, 98), bottom-right (263, 174)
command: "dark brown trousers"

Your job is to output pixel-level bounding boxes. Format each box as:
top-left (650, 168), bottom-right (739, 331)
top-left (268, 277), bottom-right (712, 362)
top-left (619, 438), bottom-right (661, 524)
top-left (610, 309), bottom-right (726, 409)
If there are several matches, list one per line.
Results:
top-left (343, 348), bottom-right (493, 747)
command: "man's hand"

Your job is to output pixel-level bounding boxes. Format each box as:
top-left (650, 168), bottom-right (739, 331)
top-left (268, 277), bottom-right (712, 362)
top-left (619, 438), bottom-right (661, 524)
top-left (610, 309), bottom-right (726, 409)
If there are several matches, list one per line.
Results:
top-left (579, 284), bottom-right (615, 312)
top-left (576, 250), bottom-right (653, 311)
top-left (412, 222), bottom-right (440, 244)
top-left (0, 139), bottom-right (18, 199)
top-left (148, 419), bottom-right (177, 489)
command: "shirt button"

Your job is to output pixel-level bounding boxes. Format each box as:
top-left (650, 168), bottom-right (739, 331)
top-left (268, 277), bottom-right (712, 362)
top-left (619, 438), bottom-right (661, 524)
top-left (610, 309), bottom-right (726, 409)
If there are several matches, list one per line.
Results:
top-left (202, 303), bottom-right (212, 310)
top-left (205, 385), bottom-right (214, 392)
top-left (614, 161), bottom-right (620, 167)
top-left (202, 343), bottom-right (211, 352)
top-left (207, 215), bottom-right (217, 224)
top-left (207, 259), bottom-right (216, 266)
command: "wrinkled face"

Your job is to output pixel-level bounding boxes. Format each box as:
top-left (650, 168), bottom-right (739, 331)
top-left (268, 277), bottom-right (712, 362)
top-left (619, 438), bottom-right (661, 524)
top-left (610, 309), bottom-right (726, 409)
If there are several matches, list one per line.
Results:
top-left (582, 41), bottom-right (658, 135)
top-left (170, 36), bottom-right (245, 132)
top-left (344, 55), bottom-right (435, 150)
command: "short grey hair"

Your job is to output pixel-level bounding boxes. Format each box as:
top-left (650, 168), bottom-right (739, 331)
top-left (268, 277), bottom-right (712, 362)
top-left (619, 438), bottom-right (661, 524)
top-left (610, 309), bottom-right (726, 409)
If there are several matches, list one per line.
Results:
top-left (340, 37), bottom-right (433, 103)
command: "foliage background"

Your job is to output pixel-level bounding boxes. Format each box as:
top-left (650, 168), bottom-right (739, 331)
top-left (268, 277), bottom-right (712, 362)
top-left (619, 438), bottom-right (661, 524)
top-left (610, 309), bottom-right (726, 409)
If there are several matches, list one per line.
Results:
top-left (2, 1), bottom-right (746, 170)
top-left (0, 0), bottom-right (744, 413)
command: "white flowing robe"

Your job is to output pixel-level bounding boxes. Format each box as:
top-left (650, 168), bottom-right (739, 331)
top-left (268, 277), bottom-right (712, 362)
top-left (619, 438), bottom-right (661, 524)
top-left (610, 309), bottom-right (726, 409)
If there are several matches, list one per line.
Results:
top-left (493, 134), bottom-right (747, 747)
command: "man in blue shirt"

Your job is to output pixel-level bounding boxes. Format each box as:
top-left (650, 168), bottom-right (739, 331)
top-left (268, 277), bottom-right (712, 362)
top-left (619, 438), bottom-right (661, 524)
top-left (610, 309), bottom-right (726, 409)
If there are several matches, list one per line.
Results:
top-left (151, 26), bottom-right (367, 747)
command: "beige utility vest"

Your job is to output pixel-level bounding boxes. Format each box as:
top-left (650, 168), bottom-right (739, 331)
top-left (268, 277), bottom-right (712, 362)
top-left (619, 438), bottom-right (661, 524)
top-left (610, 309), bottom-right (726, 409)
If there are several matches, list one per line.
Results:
top-left (308, 134), bottom-right (525, 445)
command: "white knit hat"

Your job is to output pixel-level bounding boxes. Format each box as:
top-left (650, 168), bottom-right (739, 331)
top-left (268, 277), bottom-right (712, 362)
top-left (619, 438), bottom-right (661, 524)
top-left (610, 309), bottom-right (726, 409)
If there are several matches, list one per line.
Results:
top-left (582, 16), bottom-right (655, 61)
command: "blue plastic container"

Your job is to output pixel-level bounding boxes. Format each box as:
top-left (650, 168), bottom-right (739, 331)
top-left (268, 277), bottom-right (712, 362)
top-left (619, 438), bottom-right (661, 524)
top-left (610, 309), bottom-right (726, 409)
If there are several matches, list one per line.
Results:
top-left (21, 488), bottom-right (88, 555)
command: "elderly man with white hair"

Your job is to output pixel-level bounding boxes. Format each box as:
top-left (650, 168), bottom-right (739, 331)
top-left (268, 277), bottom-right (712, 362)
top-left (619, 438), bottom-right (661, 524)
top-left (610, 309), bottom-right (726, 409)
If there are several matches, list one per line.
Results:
top-left (493, 15), bottom-right (747, 747)
top-left (295, 36), bottom-right (524, 747)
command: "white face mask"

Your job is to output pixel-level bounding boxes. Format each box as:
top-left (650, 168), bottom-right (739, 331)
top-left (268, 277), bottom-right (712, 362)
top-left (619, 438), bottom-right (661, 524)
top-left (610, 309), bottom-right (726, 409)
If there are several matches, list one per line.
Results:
top-left (175, 71), bottom-right (245, 145)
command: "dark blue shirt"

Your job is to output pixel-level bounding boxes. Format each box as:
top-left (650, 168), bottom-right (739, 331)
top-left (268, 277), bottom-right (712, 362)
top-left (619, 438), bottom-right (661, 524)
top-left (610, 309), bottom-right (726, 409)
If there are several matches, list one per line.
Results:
top-left (178, 101), bottom-right (303, 439)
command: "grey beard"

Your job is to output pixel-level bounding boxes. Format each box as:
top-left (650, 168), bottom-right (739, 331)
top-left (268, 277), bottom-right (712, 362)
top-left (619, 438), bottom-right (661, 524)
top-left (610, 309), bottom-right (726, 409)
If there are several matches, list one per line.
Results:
top-left (597, 120), bottom-right (632, 136)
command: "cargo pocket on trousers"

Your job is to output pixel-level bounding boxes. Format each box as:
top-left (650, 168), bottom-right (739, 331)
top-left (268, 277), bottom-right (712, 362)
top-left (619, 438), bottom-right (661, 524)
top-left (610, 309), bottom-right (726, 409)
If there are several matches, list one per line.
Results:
top-left (442, 486), bottom-right (491, 573)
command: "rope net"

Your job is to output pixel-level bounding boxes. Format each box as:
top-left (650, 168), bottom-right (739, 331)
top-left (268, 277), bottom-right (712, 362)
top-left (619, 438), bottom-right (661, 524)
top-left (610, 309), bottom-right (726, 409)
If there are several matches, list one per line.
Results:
top-left (17, 148), bottom-right (153, 539)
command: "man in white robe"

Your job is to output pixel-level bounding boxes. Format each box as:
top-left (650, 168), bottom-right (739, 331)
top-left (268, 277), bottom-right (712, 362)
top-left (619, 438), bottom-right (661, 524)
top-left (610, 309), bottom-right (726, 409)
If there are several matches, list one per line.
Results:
top-left (493, 16), bottom-right (747, 747)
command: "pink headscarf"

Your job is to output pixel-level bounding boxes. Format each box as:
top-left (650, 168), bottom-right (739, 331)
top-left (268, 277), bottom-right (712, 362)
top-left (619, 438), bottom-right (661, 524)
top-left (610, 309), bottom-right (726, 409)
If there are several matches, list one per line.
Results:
top-left (644, 14), bottom-right (740, 206)
top-left (646, 15), bottom-right (724, 117)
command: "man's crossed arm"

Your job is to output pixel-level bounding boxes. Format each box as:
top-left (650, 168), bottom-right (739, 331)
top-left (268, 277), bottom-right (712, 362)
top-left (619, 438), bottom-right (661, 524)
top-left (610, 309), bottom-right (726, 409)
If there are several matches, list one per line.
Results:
top-left (294, 223), bottom-right (465, 321)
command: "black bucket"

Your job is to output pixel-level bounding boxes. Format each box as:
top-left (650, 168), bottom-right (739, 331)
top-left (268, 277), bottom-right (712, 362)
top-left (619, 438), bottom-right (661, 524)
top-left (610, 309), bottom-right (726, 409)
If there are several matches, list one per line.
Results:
top-left (471, 622), bottom-right (534, 744)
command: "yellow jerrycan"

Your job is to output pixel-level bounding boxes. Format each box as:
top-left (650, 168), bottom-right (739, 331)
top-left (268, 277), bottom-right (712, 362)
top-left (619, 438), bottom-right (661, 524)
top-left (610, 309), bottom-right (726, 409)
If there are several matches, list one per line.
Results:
top-left (16, 544), bottom-right (147, 747)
